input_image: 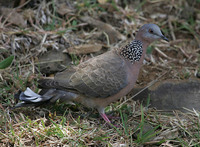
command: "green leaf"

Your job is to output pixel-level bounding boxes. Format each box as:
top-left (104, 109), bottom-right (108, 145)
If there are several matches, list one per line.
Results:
top-left (72, 20), bottom-right (77, 26)
top-left (0, 56), bottom-right (14, 69)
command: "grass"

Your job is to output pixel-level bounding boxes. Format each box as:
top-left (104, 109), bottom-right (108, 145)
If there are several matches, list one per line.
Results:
top-left (70, 54), bottom-right (80, 65)
top-left (0, 0), bottom-right (200, 146)
top-left (1, 95), bottom-right (200, 146)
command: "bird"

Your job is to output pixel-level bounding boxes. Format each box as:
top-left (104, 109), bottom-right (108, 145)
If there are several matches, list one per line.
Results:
top-left (14, 24), bottom-right (168, 124)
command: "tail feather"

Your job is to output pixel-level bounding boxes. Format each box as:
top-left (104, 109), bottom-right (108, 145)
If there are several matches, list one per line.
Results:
top-left (13, 87), bottom-right (77, 108)
top-left (19, 88), bottom-right (42, 102)
top-left (13, 101), bottom-right (45, 108)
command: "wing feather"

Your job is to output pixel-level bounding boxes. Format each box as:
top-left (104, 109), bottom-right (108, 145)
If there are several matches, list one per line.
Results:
top-left (55, 50), bottom-right (129, 98)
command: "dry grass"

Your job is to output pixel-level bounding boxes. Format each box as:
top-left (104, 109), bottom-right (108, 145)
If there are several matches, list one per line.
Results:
top-left (0, 0), bottom-right (200, 146)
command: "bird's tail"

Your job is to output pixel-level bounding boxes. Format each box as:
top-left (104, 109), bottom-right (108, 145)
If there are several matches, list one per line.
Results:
top-left (13, 87), bottom-right (77, 108)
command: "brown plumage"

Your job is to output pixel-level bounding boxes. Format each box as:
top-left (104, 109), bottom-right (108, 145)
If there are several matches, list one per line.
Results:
top-left (14, 24), bottom-right (168, 124)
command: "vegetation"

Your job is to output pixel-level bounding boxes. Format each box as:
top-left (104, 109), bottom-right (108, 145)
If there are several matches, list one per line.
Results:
top-left (0, 0), bottom-right (200, 146)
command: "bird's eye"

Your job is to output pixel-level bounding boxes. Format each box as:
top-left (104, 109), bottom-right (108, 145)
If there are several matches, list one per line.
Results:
top-left (149, 29), bottom-right (153, 33)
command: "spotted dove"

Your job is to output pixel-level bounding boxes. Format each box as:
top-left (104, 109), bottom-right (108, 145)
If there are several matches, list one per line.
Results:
top-left (14, 24), bottom-right (168, 124)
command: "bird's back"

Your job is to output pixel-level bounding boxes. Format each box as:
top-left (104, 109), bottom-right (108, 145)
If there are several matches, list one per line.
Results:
top-left (53, 49), bottom-right (130, 98)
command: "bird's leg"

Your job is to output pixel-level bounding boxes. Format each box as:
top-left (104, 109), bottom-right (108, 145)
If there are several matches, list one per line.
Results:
top-left (98, 108), bottom-right (121, 127)
top-left (100, 113), bottom-right (121, 128)
top-left (98, 107), bottom-right (111, 124)
top-left (100, 113), bottom-right (111, 123)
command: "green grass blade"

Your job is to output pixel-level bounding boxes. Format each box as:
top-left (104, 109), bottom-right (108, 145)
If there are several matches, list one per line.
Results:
top-left (0, 55), bottom-right (14, 69)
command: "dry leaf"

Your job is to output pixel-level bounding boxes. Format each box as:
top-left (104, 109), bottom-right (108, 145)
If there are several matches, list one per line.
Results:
top-left (56, 3), bottom-right (74, 16)
top-left (0, 7), bottom-right (26, 28)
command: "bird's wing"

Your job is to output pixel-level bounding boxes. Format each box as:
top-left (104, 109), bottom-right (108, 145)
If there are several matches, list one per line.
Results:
top-left (55, 50), bottom-right (129, 98)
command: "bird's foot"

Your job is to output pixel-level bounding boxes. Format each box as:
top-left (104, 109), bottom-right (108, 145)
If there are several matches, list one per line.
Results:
top-left (100, 113), bottom-right (111, 123)
top-left (106, 115), bottom-right (120, 120)
top-left (100, 113), bottom-right (120, 128)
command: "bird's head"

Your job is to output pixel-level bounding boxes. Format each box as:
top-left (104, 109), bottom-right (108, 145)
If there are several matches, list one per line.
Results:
top-left (136, 24), bottom-right (168, 44)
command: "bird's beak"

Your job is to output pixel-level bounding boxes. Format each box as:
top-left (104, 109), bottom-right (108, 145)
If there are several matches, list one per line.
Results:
top-left (160, 35), bottom-right (169, 42)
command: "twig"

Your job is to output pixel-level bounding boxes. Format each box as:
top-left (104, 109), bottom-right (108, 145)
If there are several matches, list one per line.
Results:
top-left (168, 17), bottom-right (176, 41)
top-left (103, 31), bottom-right (110, 47)
top-left (16, 0), bottom-right (31, 9)
top-left (0, 103), bottom-right (5, 111)
top-left (174, 45), bottom-right (190, 58)
top-left (155, 47), bottom-right (173, 60)
top-left (31, 57), bottom-right (35, 74)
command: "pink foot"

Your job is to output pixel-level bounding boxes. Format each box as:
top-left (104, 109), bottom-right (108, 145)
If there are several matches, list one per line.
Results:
top-left (100, 113), bottom-right (120, 128)
top-left (100, 113), bottom-right (111, 123)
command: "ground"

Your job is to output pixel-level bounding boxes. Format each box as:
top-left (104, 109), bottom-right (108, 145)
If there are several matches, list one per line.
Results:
top-left (0, 0), bottom-right (200, 146)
